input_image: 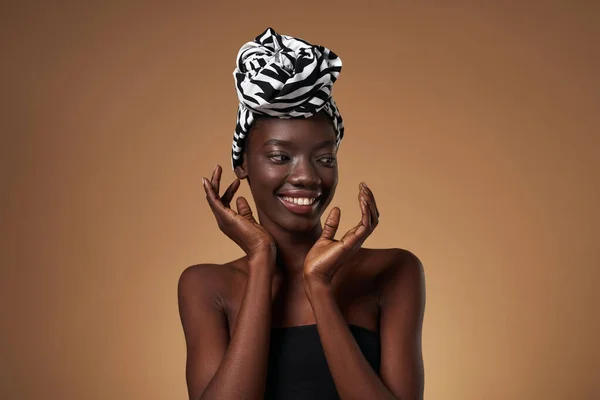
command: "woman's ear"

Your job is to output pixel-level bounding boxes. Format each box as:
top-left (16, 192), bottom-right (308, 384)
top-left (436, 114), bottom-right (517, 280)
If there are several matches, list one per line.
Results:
top-left (234, 163), bottom-right (248, 180)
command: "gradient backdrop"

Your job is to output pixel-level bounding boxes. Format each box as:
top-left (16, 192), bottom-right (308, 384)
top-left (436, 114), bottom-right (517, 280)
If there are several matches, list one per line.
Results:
top-left (1, 2), bottom-right (599, 399)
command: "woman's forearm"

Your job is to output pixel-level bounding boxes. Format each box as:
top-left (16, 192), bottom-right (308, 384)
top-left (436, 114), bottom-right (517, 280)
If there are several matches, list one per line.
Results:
top-left (306, 280), bottom-right (397, 400)
top-left (200, 256), bottom-right (274, 400)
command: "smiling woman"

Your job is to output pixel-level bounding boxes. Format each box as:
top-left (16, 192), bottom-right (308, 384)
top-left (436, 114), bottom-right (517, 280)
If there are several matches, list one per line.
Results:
top-left (241, 112), bottom-right (338, 230)
top-left (177, 27), bottom-right (426, 400)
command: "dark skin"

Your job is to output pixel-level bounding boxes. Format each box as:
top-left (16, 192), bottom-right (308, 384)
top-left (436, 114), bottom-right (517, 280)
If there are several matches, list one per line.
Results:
top-left (177, 113), bottom-right (426, 400)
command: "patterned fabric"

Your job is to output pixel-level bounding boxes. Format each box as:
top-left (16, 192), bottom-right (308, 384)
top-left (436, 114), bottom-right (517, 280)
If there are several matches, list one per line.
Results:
top-left (231, 27), bottom-right (344, 169)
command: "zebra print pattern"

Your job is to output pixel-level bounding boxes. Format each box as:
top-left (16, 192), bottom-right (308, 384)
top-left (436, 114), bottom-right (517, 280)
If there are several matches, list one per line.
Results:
top-left (231, 27), bottom-right (344, 169)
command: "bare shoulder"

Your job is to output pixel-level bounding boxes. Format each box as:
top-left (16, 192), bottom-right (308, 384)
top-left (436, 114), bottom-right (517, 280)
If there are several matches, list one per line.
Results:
top-left (383, 248), bottom-right (423, 276)
top-left (354, 247), bottom-right (424, 300)
top-left (356, 247), bottom-right (422, 275)
top-left (177, 257), bottom-right (249, 303)
top-left (367, 247), bottom-right (425, 308)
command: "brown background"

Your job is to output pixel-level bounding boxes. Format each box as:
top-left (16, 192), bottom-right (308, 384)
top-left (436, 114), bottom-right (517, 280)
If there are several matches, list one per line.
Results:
top-left (1, 2), bottom-right (598, 399)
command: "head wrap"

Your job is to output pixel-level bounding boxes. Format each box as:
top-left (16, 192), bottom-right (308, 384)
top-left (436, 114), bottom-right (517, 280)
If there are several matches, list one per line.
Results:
top-left (231, 27), bottom-right (344, 169)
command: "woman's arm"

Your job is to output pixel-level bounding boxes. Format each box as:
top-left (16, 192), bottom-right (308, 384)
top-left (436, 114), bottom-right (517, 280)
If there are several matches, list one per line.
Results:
top-left (179, 165), bottom-right (278, 399)
top-left (178, 254), bottom-right (276, 400)
top-left (305, 250), bottom-right (426, 400)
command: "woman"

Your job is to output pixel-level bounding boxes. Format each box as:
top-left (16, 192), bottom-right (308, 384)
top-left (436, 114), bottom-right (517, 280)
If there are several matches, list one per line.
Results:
top-left (178, 27), bottom-right (425, 400)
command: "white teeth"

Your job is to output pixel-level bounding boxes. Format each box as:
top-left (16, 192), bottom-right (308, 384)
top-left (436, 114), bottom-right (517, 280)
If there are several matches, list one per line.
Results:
top-left (282, 196), bottom-right (316, 206)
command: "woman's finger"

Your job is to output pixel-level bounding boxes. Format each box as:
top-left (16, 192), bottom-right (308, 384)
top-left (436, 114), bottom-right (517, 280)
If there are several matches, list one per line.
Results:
top-left (361, 182), bottom-right (379, 224)
top-left (357, 185), bottom-right (371, 231)
top-left (203, 177), bottom-right (236, 219)
top-left (211, 164), bottom-right (222, 195)
top-left (236, 196), bottom-right (258, 224)
top-left (340, 221), bottom-right (368, 249)
top-left (320, 207), bottom-right (341, 241)
top-left (221, 179), bottom-right (240, 208)
top-left (357, 198), bottom-right (371, 236)
top-left (339, 196), bottom-right (371, 249)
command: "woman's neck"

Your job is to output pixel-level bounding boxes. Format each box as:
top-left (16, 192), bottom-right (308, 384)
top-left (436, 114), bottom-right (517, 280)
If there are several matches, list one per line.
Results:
top-left (267, 223), bottom-right (323, 277)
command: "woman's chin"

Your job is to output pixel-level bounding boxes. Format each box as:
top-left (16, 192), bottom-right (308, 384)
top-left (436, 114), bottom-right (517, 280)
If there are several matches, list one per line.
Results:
top-left (279, 216), bottom-right (323, 234)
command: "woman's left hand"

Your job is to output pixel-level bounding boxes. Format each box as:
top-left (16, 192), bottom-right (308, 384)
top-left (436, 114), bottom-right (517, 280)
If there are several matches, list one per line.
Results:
top-left (303, 182), bottom-right (380, 287)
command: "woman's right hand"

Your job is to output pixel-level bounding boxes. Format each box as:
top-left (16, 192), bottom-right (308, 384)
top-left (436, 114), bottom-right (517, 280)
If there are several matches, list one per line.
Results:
top-left (202, 164), bottom-right (276, 264)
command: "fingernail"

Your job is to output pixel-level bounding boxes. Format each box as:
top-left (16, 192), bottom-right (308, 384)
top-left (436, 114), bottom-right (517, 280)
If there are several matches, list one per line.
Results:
top-left (363, 182), bottom-right (369, 188)
top-left (202, 178), bottom-right (207, 187)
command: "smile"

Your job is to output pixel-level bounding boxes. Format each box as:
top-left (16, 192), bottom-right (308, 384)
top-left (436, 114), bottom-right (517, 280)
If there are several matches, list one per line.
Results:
top-left (277, 196), bottom-right (319, 215)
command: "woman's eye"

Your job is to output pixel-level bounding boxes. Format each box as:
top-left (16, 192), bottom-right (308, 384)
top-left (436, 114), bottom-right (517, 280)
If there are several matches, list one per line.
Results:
top-left (268, 154), bottom-right (289, 162)
top-left (320, 156), bottom-right (336, 165)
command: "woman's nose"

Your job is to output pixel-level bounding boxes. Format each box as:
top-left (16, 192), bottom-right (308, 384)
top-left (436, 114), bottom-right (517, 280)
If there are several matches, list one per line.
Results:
top-left (288, 157), bottom-right (321, 187)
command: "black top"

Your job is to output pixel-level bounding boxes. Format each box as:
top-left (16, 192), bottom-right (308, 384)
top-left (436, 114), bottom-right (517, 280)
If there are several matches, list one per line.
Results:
top-left (265, 324), bottom-right (381, 399)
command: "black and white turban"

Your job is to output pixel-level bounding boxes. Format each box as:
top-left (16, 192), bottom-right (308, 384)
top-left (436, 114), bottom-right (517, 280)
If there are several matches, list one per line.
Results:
top-left (231, 27), bottom-right (344, 169)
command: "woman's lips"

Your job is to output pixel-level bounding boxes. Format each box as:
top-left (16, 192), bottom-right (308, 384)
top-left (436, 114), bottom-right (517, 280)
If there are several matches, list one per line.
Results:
top-left (277, 196), bottom-right (319, 215)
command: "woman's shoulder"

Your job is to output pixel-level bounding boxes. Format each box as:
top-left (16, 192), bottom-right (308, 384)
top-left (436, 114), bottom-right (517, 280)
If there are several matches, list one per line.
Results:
top-left (357, 247), bottom-right (425, 307)
top-left (177, 257), bottom-right (250, 294)
top-left (358, 246), bottom-right (422, 271)
top-left (352, 247), bottom-right (423, 288)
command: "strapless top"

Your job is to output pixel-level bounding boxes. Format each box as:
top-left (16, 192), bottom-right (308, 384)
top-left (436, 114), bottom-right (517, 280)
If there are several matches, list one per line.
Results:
top-left (264, 324), bottom-right (380, 399)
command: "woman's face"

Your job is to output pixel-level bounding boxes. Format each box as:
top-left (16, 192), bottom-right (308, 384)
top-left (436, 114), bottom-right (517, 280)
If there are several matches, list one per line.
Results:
top-left (236, 113), bottom-right (338, 232)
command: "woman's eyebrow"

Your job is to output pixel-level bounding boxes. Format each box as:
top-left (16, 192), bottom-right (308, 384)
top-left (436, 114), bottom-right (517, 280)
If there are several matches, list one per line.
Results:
top-left (262, 139), bottom-right (293, 148)
top-left (315, 139), bottom-right (336, 149)
top-left (262, 139), bottom-right (336, 148)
